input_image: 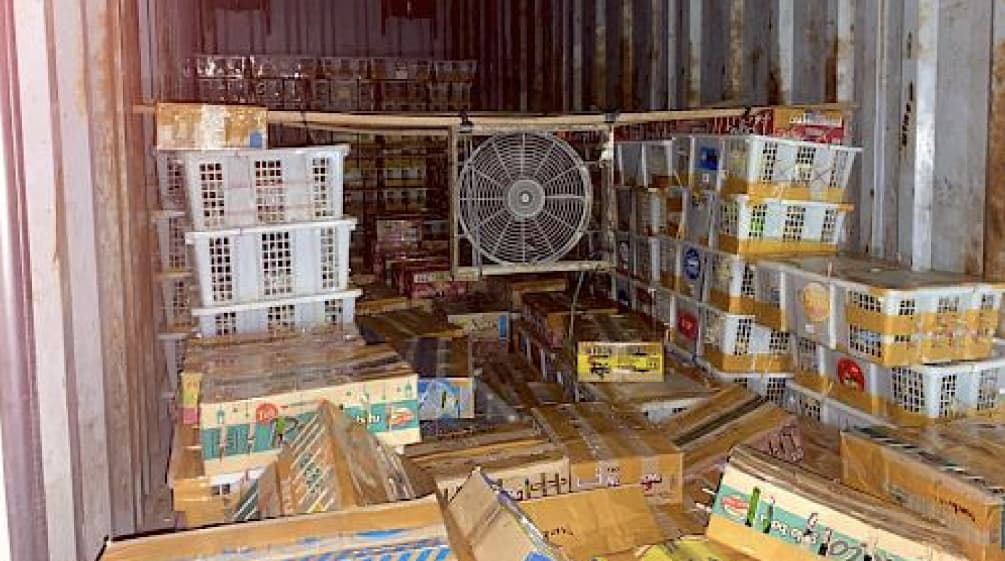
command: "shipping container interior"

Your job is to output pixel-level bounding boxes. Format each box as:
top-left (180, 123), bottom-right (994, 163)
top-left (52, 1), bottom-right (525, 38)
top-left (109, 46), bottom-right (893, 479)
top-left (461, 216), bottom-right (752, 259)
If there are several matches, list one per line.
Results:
top-left (3, 1), bottom-right (1005, 560)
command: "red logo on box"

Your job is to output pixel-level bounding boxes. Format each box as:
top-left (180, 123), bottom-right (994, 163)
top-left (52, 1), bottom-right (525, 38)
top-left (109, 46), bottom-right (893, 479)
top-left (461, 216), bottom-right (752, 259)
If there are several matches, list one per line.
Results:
top-left (678, 313), bottom-right (699, 340)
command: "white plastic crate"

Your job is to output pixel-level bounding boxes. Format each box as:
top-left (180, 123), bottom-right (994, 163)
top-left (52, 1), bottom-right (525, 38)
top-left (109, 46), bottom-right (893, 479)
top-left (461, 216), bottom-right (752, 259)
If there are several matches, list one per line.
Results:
top-left (658, 235), bottom-right (682, 289)
top-left (643, 137), bottom-right (693, 189)
top-left (753, 261), bottom-right (786, 331)
top-left (714, 195), bottom-right (850, 255)
top-left (699, 303), bottom-right (791, 372)
top-left (762, 256), bottom-right (1004, 366)
top-left (682, 189), bottom-right (717, 245)
top-left (634, 189), bottom-right (666, 236)
top-left (704, 248), bottom-right (757, 314)
top-left (157, 271), bottom-right (195, 331)
top-left (699, 358), bottom-right (792, 406)
top-left (792, 336), bottom-right (826, 376)
top-left (615, 232), bottom-right (632, 275)
top-left (666, 186), bottom-right (686, 237)
top-left (653, 287), bottom-right (676, 331)
top-left (188, 219), bottom-right (355, 308)
top-left (633, 235), bottom-right (660, 284)
top-left (617, 142), bottom-right (645, 187)
top-left (671, 294), bottom-right (702, 356)
top-left (782, 380), bottom-right (893, 430)
top-left (722, 135), bottom-right (861, 202)
top-left (154, 210), bottom-right (192, 273)
top-left (193, 289), bottom-right (361, 337)
top-left (613, 272), bottom-right (634, 309)
top-left (156, 152), bottom-right (187, 211)
top-left (676, 242), bottom-right (706, 300)
top-left (819, 345), bottom-right (1005, 419)
top-left (178, 145), bottom-right (349, 231)
top-left (690, 135), bottom-right (724, 192)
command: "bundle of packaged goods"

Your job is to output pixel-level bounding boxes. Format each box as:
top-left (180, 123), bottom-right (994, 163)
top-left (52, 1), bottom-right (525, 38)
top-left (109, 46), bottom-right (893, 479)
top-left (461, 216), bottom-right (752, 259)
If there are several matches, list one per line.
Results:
top-left (231, 402), bottom-right (435, 521)
top-left (435, 293), bottom-right (511, 356)
top-left (761, 254), bottom-right (1005, 426)
top-left (405, 420), bottom-right (570, 502)
top-left (656, 384), bottom-right (804, 479)
top-left (531, 402), bottom-right (684, 505)
top-left (841, 423), bottom-right (1005, 561)
top-left (181, 336), bottom-right (421, 476)
top-left (567, 313), bottom-right (665, 383)
top-left (708, 446), bottom-right (968, 561)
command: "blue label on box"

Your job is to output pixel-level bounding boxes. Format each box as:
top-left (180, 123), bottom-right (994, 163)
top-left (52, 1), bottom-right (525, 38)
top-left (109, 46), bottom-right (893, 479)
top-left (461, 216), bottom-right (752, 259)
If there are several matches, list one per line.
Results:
top-left (684, 247), bottom-right (702, 281)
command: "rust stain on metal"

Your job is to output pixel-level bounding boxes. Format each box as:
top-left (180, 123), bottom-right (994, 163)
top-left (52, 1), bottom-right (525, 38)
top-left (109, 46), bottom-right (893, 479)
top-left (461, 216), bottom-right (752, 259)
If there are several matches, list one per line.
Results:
top-left (901, 82), bottom-right (914, 149)
top-left (984, 41), bottom-right (1005, 278)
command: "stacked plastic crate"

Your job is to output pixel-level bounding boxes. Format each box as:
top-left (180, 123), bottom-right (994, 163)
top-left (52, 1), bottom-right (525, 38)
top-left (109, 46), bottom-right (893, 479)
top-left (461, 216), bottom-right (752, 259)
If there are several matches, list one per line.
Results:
top-left (759, 256), bottom-right (1005, 428)
top-left (612, 135), bottom-right (859, 407)
top-left (157, 145), bottom-right (361, 347)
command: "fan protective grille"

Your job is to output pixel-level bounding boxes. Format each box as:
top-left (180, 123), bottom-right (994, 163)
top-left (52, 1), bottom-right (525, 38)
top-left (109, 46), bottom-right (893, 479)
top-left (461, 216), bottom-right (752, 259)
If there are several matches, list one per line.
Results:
top-left (459, 132), bottom-right (592, 265)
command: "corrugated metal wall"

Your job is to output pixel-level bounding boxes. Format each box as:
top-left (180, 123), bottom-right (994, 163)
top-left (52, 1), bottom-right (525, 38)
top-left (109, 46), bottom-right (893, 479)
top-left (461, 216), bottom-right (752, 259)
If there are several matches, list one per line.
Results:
top-left (157, 1), bottom-right (845, 113)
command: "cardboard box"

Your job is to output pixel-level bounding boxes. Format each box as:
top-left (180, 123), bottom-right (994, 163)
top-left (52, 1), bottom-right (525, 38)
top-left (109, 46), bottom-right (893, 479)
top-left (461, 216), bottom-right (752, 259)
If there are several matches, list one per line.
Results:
top-left (437, 294), bottom-right (511, 342)
top-left (596, 538), bottom-right (761, 561)
top-left (520, 486), bottom-right (665, 561)
top-left (579, 370), bottom-right (714, 423)
top-left (357, 309), bottom-right (466, 342)
top-left (570, 314), bottom-right (665, 383)
top-left (707, 446), bottom-right (967, 561)
top-left (167, 422), bottom-right (259, 527)
top-left (841, 425), bottom-right (1005, 561)
top-left (190, 343), bottom-right (421, 475)
top-left (656, 384), bottom-right (802, 479)
top-left (521, 292), bottom-right (619, 348)
top-left (446, 470), bottom-right (570, 561)
top-left (481, 354), bottom-right (566, 410)
top-left (394, 336), bottom-right (472, 378)
top-left (489, 275), bottom-right (570, 310)
top-left (532, 402), bottom-right (684, 504)
top-left (406, 421), bottom-right (571, 502)
top-left (418, 377), bottom-right (475, 420)
top-left (155, 102), bottom-right (267, 150)
top-left (99, 495), bottom-right (457, 561)
top-left (233, 402), bottom-right (435, 520)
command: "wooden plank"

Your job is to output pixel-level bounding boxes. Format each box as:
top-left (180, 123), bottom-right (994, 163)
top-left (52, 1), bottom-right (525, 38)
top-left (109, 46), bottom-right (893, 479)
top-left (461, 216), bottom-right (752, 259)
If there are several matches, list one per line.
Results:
top-left (986, 1), bottom-right (1005, 278)
top-left (51, 0), bottom-right (113, 555)
top-left (594, 0), bottom-right (606, 110)
top-left (10, 0), bottom-right (79, 558)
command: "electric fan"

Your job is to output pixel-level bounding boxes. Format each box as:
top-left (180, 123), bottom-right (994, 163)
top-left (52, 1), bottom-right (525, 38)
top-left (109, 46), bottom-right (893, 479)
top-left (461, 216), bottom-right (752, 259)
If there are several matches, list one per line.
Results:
top-left (458, 132), bottom-right (593, 266)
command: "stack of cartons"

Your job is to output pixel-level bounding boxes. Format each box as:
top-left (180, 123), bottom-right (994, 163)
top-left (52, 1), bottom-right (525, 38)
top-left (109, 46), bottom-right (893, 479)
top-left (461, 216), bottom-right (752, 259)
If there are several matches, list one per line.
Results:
top-left (762, 255), bottom-right (1005, 427)
top-left (358, 309), bottom-right (475, 421)
top-left (612, 134), bottom-right (860, 405)
top-left (171, 332), bottom-right (423, 525)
